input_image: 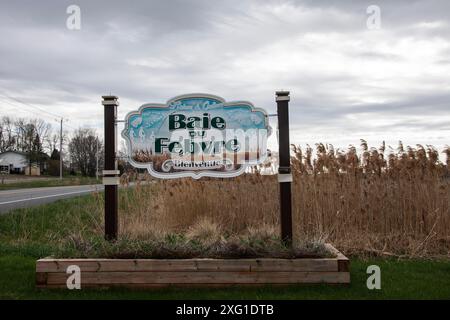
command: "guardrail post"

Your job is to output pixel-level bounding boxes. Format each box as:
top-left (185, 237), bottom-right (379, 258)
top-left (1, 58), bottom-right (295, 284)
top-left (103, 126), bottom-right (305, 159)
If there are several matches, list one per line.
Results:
top-left (102, 95), bottom-right (119, 240)
top-left (276, 91), bottom-right (293, 246)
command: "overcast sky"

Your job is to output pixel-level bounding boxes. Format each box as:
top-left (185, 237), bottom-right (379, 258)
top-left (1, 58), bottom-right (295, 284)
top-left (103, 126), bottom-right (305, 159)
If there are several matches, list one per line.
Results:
top-left (0, 0), bottom-right (449, 153)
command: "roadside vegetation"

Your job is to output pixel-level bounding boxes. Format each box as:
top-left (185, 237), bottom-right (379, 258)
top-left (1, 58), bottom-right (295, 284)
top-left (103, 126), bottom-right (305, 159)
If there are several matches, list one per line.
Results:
top-left (0, 176), bottom-right (99, 191)
top-left (116, 140), bottom-right (449, 258)
top-left (0, 193), bottom-right (330, 259)
top-left (1, 194), bottom-right (449, 299)
top-left (0, 191), bottom-right (449, 298)
top-left (0, 140), bottom-right (448, 298)
top-left (1, 140), bottom-right (448, 259)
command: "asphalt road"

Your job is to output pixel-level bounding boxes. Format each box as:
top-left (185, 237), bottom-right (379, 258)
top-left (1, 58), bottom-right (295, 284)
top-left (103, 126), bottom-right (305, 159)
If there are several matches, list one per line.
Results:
top-left (0, 184), bottom-right (104, 214)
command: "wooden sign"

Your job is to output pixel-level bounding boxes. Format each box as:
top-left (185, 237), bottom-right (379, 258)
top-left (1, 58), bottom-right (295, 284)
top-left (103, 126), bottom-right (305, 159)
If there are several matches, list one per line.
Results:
top-left (101, 92), bottom-right (292, 244)
top-left (122, 94), bottom-right (271, 179)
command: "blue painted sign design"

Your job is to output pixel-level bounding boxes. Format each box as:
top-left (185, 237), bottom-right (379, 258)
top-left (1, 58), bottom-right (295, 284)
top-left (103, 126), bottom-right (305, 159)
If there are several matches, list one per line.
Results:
top-left (122, 94), bottom-right (270, 179)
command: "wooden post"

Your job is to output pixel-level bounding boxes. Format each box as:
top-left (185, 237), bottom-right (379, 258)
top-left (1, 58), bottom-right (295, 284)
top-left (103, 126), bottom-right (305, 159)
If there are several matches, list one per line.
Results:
top-left (276, 91), bottom-right (293, 245)
top-left (102, 95), bottom-right (119, 241)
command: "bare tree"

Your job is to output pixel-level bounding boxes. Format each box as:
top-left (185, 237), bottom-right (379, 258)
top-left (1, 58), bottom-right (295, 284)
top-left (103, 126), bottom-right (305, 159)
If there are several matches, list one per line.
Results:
top-left (69, 128), bottom-right (103, 177)
top-left (0, 117), bottom-right (16, 152)
top-left (31, 118), bottom-right (51, 154)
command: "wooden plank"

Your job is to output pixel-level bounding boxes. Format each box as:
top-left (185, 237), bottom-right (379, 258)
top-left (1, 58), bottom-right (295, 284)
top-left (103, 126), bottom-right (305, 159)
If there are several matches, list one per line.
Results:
top-left (250, 259), bottom-right (337, 272)
top-left (338, 259), bottom-right (350, 272)
top-left (36, 258), bottom-right (338, 273)
top-left (325, 244), bottom-right (348, 261)
top-left (37, 259), bottom-right (252, 272)
top-left (324, 244), bottom-right (349, 272)
top-left (38, 282), bottom-right (348, 289)
top-left (35, 244), bottom-right (350, 288)
top-left (37, 259), bottom-right (203, 273)
top-left (42, 271), bottom-right (350, 285)
top-left (35, 272), bottom-right (47, 286)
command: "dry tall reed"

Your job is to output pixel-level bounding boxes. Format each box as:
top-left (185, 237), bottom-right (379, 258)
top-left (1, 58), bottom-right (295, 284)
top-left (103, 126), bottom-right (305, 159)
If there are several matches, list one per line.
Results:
top-left (115, 141), bottom-right (449, 258)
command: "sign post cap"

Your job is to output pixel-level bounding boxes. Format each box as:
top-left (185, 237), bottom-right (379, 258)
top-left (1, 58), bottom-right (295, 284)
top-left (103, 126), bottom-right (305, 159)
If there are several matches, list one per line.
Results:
top-left (102, 95), bottom-right (119, 100)
top-left (276, 90), bottom-right (290, 97)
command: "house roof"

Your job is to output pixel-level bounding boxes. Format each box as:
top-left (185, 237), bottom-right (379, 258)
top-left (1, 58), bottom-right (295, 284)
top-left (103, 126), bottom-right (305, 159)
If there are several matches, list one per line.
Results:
top-left (0, 150), bottom-right (27, 156)
top-left (0, 150), bottom-right (49, 158)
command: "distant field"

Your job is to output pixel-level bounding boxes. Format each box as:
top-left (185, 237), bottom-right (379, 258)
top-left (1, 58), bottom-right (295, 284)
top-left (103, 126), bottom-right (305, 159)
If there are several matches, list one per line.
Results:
top-left (0, 176), bottom-right (99, 191)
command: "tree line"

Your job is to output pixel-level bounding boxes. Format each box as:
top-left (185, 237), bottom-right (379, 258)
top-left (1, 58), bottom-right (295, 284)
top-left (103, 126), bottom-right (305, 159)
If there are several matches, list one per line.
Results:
top-left (0, 116), bottom-right (104, 177)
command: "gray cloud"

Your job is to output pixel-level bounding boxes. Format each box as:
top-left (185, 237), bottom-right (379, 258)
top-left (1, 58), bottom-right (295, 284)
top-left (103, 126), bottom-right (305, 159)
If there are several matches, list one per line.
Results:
top-left (0, 0), bottom-right (449, 150)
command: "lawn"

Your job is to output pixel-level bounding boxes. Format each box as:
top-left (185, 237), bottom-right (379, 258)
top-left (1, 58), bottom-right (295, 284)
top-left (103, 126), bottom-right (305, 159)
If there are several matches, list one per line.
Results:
top-left (0, 176), bottom-right (100, 191)
top-left (1, 254), bottom-right (449, 299)
top-left (0, 195), bottom-right (449, 299)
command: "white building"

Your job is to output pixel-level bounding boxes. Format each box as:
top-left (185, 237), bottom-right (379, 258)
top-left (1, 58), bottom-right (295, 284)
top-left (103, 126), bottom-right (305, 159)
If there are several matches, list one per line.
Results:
top-left (0, 151), bottom-right (28, 174)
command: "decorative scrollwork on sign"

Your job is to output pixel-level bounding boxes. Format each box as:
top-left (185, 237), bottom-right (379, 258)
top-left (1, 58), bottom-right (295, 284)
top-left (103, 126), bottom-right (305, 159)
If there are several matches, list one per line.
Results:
top-left (122, 93), bottom-right (270, 179)
top-left (223, 159), bottom-right (234, 171)
top-left (161, 160), bottom-right (174, 172)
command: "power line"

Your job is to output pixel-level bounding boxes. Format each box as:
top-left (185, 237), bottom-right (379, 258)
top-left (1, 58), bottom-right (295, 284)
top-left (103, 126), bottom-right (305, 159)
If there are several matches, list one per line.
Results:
top-left (0, 98), bottom-right (41, 118)
top-left (0, 94), bottom-right (106, 133)
top-left (0, 95), bottom-right (78, 131)
top-left (0, 93), bottom-right (63, 119)
top-left (0, 93), bottom-right (81, 179)
top-left (0, 93), bottom-right (78, 130)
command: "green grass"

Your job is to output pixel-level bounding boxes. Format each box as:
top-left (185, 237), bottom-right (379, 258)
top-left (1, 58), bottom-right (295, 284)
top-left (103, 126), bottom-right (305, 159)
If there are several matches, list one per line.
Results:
top-left (0, 193), bottom-right (332, 260)
top-left (0, 176), bottom-right (100, 191)
top-left (0, 255), bottom-right (449, 299)
top-left (0, 195), bottom-right (449, 299)
top-left (0, 195), bottom-right (99, 253)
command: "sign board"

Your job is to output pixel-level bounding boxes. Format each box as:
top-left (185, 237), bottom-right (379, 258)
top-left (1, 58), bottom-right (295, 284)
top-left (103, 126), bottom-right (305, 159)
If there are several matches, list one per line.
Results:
top-left (122, 94), bottom-right (271, 179)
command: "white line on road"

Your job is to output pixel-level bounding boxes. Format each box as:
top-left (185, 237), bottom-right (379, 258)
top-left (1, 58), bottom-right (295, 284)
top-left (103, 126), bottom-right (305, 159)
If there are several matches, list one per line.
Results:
top-left (0, 184), bottom-right (103, 196)
top-left (0, 189), bottom-right (98, 205)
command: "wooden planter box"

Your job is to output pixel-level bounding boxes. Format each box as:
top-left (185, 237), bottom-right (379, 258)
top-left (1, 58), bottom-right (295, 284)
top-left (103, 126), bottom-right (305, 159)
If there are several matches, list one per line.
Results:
top-left (36, 244), bottom-right (349, 288)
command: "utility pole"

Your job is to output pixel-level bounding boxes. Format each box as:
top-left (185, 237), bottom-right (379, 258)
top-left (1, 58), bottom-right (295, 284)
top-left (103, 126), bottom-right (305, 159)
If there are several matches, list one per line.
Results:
top-left (96, 137), bottom-right (99, 180)
top-left (59, 118), bottom-right (63, 180)
top-left (29, 131), bottom-right (32, 176)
